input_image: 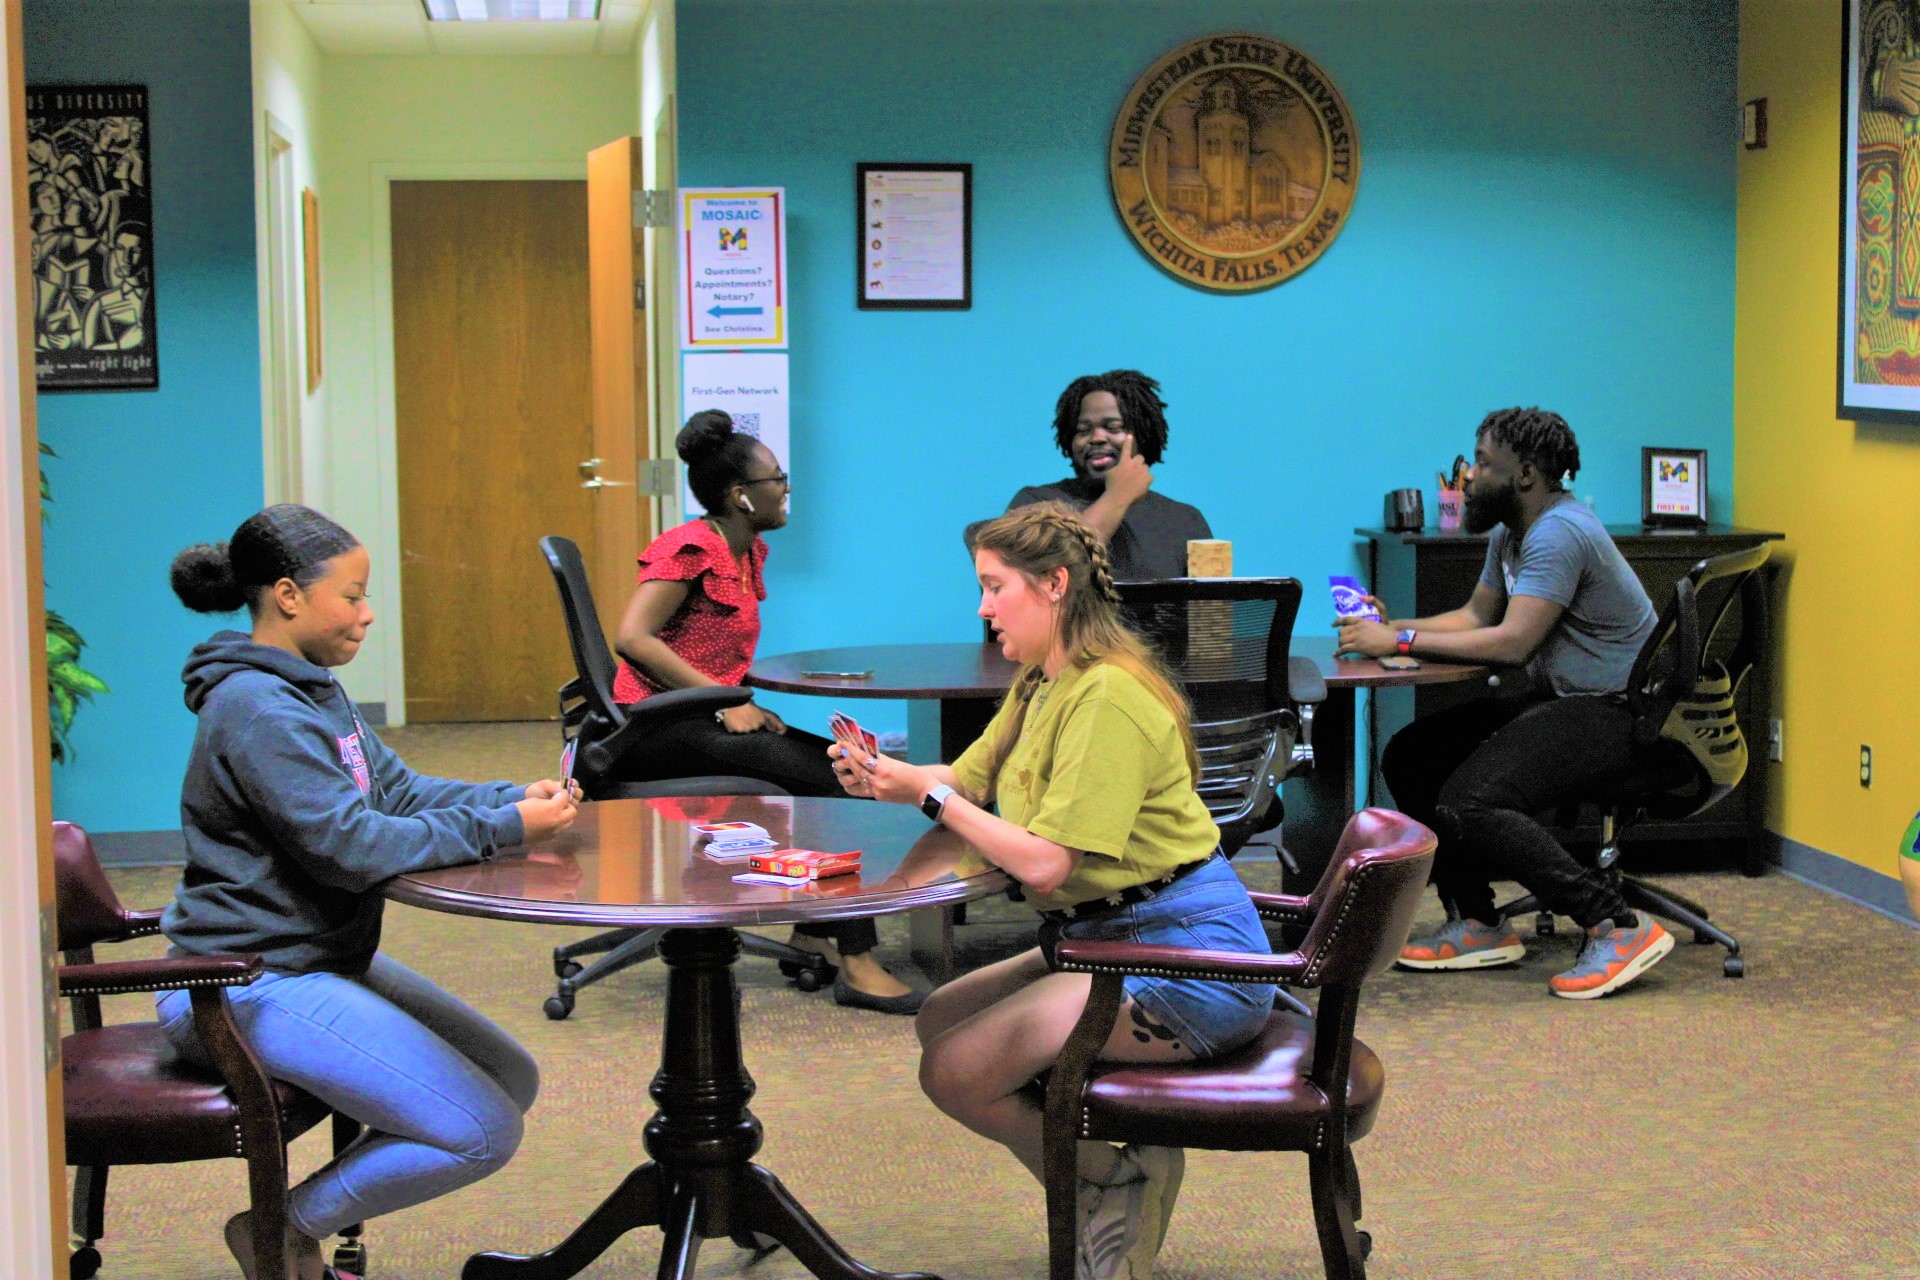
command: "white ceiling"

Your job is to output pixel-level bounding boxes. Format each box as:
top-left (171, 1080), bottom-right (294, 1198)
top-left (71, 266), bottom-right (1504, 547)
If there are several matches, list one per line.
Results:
top-left (287, 0), bottom-right (647, 56)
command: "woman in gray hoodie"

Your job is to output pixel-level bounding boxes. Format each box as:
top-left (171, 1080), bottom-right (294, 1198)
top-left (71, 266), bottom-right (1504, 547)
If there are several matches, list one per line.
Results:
top-left (156, 504), bottom-right (577, 1280)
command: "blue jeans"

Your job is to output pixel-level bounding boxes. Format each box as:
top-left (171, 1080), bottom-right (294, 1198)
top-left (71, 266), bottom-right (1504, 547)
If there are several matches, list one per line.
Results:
top-left (156, 953), bottom-right (537, 1239)
top-left (1041, 856), bottom-right (1276, 1059)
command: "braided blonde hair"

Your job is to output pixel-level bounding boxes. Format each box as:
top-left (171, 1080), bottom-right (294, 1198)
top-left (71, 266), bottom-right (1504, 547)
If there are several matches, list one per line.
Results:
top-left (965, 503), bottom-right (1199, 795)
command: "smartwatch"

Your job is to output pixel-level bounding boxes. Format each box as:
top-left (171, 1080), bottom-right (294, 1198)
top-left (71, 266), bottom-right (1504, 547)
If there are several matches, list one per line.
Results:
top-left (920, 783), bottom-right (956, 823)
top-left (1396, 628), bottom-right (1418, 655)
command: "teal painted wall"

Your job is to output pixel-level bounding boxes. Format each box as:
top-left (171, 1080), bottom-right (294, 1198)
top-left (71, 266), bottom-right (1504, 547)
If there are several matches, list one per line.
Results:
top-left (679, 0), bottom-right (1738, 741)
top-left (28, 0), bottom-right (263, 832)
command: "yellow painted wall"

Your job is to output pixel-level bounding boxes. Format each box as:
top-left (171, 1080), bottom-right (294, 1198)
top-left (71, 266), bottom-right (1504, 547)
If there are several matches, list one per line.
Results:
top-left (1737, 0), bottom-right (1920, 877)
top-left (316, 54), bottom-right (637, 714)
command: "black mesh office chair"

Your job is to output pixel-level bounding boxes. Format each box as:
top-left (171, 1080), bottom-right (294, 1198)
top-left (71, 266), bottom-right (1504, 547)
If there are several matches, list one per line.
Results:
top-left (1115, 578), bottom-right (1326, 861)
top-left (537, 536), bottom-right (831, 1018)
top-left (1498, 542), bottom-right (1771, 978)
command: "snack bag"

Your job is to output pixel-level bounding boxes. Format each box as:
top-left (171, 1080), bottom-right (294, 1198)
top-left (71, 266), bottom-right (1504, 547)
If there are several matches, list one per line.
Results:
top-left (1329, 575), bottom-right (1382, 622)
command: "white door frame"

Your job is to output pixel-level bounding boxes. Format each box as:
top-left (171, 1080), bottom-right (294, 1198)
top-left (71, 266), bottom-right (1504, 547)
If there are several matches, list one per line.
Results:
top-left (261, 112), bottom-right (302, 506)
top-left (1, 0), bottom-right (61, 1270)
top-left (364, 161), bottom-right (584, 725)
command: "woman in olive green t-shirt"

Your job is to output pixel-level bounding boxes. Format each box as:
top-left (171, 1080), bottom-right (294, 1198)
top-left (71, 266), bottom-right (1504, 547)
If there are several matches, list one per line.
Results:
top-left (832, 505), bottom-right (1275, 1280)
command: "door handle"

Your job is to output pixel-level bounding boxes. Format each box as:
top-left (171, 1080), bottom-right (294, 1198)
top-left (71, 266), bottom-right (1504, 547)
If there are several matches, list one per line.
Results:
top-left (581, 476), bottom-right (632, 489)
top-left (578, 457), bottom-right (603, 478)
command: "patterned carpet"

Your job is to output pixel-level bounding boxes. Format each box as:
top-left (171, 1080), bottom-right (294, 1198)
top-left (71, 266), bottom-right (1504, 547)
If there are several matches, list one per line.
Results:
top-left (69, 722), bottom-right (1920, 1279)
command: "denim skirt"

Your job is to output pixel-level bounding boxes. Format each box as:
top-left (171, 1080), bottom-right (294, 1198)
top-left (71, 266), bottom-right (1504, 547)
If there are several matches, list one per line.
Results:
top-left (1040, 855), bottom-right (1275, 1059)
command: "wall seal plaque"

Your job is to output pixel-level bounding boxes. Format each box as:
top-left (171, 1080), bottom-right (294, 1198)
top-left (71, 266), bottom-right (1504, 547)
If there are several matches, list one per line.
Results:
top-left (1109, 33), bottom-right (1360, 292)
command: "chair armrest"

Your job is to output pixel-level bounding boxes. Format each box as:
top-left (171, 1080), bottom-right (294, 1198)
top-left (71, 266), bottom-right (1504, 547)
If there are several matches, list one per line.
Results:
top-left (58, 954), bottom-right (262, 998)
top-left (1287, 654), bottom-right (1328, 706)
top-left (122, 908), bottom-right (165, 938)
top-left (1051, 938), bottom-right (1306, 986)
top-left (1248, 890), bottom-right (1314, 925)
top-left (584, 686), bottom-right (755, 774)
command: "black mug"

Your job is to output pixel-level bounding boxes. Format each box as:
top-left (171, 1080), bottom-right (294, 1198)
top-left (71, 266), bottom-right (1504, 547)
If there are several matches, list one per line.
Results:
top-left (1384, 488), bottom-right (1425, 531)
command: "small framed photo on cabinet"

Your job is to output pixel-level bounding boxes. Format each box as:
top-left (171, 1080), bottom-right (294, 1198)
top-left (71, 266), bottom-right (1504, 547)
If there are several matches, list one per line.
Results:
top-left (1641, 447), bottom-right (1708, 527)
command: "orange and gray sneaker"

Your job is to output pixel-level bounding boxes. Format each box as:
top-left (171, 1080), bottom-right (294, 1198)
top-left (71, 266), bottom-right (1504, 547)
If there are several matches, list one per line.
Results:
top-left (1396, 917), bottom-right (1526, 970)
top-left (1548, 911), bottom-right (1674, 999)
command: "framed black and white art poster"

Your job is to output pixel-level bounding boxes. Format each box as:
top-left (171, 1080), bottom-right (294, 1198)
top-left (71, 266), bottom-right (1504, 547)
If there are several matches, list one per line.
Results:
top-left (26, 84), bottom-right (159, 391)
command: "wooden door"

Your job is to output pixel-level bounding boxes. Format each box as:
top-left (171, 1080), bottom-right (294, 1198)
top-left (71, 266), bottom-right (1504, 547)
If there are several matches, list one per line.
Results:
top-left (585, 137), bottom-right (652, 632)
top-left (393, 179), bottom-right (592, 722)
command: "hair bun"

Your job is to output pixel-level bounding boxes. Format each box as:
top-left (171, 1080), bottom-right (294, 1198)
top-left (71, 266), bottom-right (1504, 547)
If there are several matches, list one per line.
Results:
top-left (170, 542), bottom-right (246, 614)
top-left (676, 410), bottom-right (736, 465)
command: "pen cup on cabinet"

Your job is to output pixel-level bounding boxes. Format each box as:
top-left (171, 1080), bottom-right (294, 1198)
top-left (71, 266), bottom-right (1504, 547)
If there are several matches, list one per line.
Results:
top-left (1436, 489), bottom-right (1463, 531)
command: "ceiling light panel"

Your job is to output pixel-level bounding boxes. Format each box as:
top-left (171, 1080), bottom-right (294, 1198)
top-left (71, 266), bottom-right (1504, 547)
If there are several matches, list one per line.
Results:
top-left (422, 0), bottom-right (600, 20)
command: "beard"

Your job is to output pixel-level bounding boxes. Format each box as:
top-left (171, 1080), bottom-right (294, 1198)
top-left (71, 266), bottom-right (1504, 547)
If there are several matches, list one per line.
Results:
top-left (1463, 479), bottom-right (1516, 534)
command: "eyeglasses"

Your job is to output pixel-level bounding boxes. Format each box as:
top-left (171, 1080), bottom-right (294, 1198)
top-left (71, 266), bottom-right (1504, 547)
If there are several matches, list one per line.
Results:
top-left (742, 470), bottom-right (790, 488)
top-left (1071, 418), bottom-right (1129, 439)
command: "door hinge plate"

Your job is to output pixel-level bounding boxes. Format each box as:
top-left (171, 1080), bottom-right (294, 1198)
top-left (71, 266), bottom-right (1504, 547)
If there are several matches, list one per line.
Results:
top-left (632, 189), bottom-right (673, 229)
top-left (634, 458), bottom-right (678, 497)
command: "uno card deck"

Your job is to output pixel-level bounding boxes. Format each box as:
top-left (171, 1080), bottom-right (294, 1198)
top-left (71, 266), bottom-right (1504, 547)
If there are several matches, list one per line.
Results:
top-left (559, 738), bottom-right (579, 792)
top-left (745, 848), bottom-right (862, 880)
top-left (829, 710), bottom-right (879, 760)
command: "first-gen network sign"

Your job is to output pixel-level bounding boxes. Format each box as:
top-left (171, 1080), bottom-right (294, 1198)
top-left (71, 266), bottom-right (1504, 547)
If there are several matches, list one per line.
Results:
top-left (680, 188), bottom-right (787, 349)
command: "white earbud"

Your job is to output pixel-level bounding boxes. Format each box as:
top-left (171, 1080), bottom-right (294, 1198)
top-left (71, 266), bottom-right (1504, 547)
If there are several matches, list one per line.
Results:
top-left (740, 494), bottom-right (755, 512)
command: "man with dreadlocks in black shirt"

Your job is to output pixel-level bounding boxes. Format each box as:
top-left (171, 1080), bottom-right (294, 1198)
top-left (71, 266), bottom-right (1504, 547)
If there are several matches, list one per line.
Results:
top-left (1334, 407), bottom-right (1675, 1001)
top-left (1006, 369), bottom-right (1212, 580)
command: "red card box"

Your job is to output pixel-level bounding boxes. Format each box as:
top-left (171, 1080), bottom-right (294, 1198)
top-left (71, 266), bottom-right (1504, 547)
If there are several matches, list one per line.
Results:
top-left (746, 849), bottom-right (862, 880)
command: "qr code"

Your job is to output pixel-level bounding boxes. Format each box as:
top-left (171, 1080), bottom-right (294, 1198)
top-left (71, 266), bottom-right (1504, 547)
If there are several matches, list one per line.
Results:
top-left (732, 413), bottom-right (762, 438)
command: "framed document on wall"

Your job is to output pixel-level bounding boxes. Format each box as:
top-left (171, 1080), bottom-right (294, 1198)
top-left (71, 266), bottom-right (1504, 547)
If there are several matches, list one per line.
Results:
top-left (857, 163), bottom-right (971, 309)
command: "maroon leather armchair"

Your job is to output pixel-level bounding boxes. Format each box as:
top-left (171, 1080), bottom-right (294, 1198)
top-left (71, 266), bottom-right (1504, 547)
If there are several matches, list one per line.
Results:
top-left (55, 821), bottom-right (366, 1280)
top-left (1041, 808), bottom-right (1436, 1280)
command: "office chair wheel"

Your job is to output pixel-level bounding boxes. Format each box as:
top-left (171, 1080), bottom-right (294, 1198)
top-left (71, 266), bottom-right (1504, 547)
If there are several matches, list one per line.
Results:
top-left (1358, 1230), bottom-right (1372, 1259)
top-left (332, 1239), bottom-right (369, 1273)
top-left (557, 960), bottom-right (583, 979)
top-left (1723, 956), bottom-right (1745, 978)
top-left (1534, 912), bottom-right (1555, 937)
top-left (543, 992), bottom-right (575, 1020)
top-left (69, 1245), bottom-right (101, 1280)
top-left (777, 957), bottom-right (835, 991)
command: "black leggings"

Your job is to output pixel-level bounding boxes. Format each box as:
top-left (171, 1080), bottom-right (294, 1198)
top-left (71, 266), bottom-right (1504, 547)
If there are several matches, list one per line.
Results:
top-left (611, 713), bottom-right (877, 956)
top-left (1380, 695), bottom-right (1645, 930)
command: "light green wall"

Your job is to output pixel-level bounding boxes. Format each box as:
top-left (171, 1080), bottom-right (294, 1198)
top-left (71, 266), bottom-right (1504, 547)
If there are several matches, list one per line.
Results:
top-left (250, 0), bottom-right (328, 503)
top-left (317, 54), bottom-right (638, 713)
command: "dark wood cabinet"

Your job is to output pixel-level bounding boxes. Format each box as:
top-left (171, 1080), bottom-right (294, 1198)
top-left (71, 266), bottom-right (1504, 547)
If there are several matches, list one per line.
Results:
top-left (1357, 523), bottom-right (1784, 874)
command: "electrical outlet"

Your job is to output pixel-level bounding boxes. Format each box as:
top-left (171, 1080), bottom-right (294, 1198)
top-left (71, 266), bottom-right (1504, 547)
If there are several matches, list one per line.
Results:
top-left (1768, 719), bottom-right (1783, 763)
top-left (1860, 744), bottom-right (1873, 788)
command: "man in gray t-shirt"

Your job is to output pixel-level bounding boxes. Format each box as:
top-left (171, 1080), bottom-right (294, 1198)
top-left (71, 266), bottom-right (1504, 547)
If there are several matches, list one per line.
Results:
top-left (1481, 493), bottom-right (1655, 698)
top-left (1006, 369), bottom-right (1211, 580)
top-left (1333, 408), bottom-right (1673, 1002)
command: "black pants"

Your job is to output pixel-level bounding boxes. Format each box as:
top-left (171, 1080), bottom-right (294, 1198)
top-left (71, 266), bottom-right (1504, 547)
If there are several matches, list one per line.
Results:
top-left (1380, 695), bottom-right (1642, 930)
top-left (612, 714), bottom-right (877, 956)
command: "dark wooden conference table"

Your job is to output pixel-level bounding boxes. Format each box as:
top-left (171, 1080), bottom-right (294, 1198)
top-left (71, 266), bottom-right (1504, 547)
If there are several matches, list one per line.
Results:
top-left (750, 634), bottom-right (1486, 870)
top-left (386, 795), bottom-right (1011, 1280)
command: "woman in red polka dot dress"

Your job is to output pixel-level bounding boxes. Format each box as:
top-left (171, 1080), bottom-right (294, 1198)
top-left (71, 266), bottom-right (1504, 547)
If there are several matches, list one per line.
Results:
top-left (609, 410), bottom-right (921, 1015)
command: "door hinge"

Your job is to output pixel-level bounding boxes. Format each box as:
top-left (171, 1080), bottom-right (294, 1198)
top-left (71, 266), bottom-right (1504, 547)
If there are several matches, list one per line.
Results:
top-left (632, 189), bottom-right (673, 229)
top-left (634, 458), bottom-right (679, 497)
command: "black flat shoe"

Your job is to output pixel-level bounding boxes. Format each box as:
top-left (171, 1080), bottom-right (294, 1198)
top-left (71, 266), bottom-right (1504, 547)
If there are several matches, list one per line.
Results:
top-left (832, 975), bottom-right (925, 1015)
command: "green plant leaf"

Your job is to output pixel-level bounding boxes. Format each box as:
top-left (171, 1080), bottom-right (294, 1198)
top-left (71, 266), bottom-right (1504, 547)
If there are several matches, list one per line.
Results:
top-left (52, 664), bottom-right (109, 697)
top-left (49, 681), bottom-right (74, 730)
top-left (45, 633), bottom-right (77, 665)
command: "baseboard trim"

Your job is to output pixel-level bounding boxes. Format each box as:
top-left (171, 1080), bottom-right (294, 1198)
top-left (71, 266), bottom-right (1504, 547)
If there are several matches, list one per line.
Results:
top-left (1764, 830), bottom-right (1915, 926)
top-left (92, 829), bottom-right (185, 868)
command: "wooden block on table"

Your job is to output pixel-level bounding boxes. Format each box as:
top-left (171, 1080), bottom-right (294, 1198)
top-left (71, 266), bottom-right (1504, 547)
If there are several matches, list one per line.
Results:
top-left (1187, 539), bottom-right (1232, 577)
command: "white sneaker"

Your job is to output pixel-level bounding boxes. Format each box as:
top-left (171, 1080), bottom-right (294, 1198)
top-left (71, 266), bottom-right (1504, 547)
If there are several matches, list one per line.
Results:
top-left (1124, 1144), bottom-right (1185, 1273)
top-left (1075, 1144), bottom-right (1185, 1279)
top-left (1076, 1152), bottom-right (1148, 1280)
